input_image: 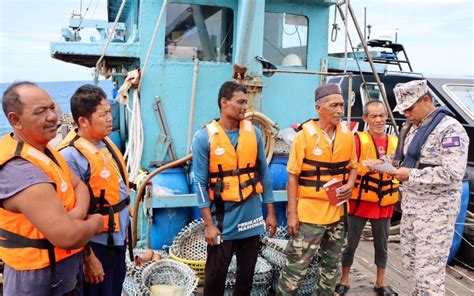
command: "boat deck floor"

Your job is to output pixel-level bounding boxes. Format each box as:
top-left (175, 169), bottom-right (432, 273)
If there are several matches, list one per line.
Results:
top-left (194, 240), bottom-right (473, 295)
top-left (345, 240), bottom-right (473, 295)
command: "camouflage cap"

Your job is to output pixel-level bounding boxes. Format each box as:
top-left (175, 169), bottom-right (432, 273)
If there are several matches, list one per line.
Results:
top-left (393, 80), bottom-right (428, 113)
top-left (315, 83), bottom-right (341, 101)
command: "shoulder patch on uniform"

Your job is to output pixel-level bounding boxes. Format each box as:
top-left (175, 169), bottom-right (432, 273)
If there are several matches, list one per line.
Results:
top-left (442, 136), bottom-right (460, 148)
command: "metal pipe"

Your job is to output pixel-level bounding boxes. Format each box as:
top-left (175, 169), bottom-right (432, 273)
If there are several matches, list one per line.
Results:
top-left (96, 0), bottom-right (127, 77)
top-left (191, 5), bottom-right (214, 61)
top-left (235, 0), bottom-right (257, 67)
top-left (186, 58), bottom-right (200, 153)
top-left (364, 7), bottom-right (367, 41)
top-left (263, 69), bottom-right (353, 76)
top-left (347, 73), bottom-right (353, 129)
top-left (336, 5), bottom-right (370, 113)
top-left (345, 1), bottom-right (399, 135)
top-left (154, 97), bottom-right (177, 160)
top-left (343, 0), bottom-right (349, 73)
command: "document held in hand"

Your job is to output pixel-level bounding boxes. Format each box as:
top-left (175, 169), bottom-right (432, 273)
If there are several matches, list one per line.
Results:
top-left (367, 162), bottom-right (397, 174)
top-left (323, 178), bottom-right (346, 207)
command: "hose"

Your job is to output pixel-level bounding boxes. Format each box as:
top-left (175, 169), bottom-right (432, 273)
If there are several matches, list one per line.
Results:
top-left (132, 154), bottom-right (192, 247)
top-left (244, 111), bottom-right (279, 164)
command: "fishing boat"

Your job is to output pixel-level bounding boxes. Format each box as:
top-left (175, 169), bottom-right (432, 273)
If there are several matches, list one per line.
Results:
top-left (47, 0), bottom-right (473, 294)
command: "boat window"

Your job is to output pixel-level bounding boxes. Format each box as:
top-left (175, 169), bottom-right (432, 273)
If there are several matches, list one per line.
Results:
top-left (360, 83), bottom-right (385, 106)
top-left (443, 84), bottom-right (474, 120)
top-left (165, 4), bottom-right (233, 62)
top-left (263, 12), bottom-right (308, 67)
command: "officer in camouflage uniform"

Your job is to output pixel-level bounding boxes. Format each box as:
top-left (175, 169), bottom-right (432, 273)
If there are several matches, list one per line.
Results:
top-left (387, 80), bottom-right (469, 295)
top-left (277, 84), bottom-right (358, 295)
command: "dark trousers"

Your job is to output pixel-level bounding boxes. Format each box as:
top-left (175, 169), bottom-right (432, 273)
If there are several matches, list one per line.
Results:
top-left (204, 235), bottom-right (260, 296)
top-left (341, 215), bottom-right (390, 268)
top-left (82, 242), bottom-right (126, 296)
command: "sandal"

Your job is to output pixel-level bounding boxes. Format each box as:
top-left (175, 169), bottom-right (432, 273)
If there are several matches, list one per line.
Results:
top-left (335, 283), bottom-right (350, 295)
top-left (373, 286), bottom-right (398, 296)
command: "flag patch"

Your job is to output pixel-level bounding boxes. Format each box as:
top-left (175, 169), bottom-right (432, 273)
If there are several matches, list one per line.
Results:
top-left (442, 136), bottom-right (460, 148)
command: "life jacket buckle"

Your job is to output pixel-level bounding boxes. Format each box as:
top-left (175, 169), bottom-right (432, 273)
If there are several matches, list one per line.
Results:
top-left (51, 279), bottom-right (63, 289)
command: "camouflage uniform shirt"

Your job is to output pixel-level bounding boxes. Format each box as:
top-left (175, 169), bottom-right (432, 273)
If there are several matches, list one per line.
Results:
top-left (400, 115), bottom-right (469, 216)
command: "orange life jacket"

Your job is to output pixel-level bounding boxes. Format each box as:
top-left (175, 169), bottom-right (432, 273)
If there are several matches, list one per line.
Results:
top-left (206, 120), bottom-right (263, 202)
top-left (351, 131), bottom-right (399, 209)
top-left (297, 120), bottom-right (353, 200)
top-left (58, 129), bottom-right (130, 238)
top-left (0, 134), bottom-right (82, 276)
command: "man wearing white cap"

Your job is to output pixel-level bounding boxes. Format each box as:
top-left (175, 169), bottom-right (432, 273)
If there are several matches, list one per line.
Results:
top-left (388, 80), bottom-right (469, 295)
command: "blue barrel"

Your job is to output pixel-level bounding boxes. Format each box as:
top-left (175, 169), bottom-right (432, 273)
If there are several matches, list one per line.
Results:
top-left (150, 167), bottom-right (191, 249)
top-left (448, 180), bottom-right (470, 263)
top-left (269, 156), bottom-right (289, 190)
top-left (266, 156), bottom-right (289, 226)
top-left (108, 130), bottom-right (122, 151)
top-left (188, 165), bottom-right (202, 220)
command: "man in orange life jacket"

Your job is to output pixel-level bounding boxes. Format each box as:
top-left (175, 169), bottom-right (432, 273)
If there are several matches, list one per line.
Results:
top-left (0, 82), bottom-right (103, 296)
top-left (192, 81), bottom-right (277, 295)
top-left (336, 100), bottom-right (398, 296)
top-left (58, 85), bottom-right (131, 296)
top-left (277, 83), bottom-right (358, 295)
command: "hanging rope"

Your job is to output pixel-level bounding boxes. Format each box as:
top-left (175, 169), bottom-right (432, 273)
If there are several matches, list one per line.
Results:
top-left (94, 0), bottom-right (127, 84)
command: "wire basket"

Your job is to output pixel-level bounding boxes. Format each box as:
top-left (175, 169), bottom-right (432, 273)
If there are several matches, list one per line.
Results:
top-left (224, 255), bottom-right (273, 295)
top-left (169, 220), bottom-right (207, 285)
top-left (123, 249), bottom-right (168, 295)
top-left (261, 227), bottom-right (320, 295)
top-left (137, 259), bottom-right (198, 296)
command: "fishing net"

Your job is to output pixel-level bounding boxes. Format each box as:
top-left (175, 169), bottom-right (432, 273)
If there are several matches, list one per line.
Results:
top-left (261, 226), bottom-right (321, 295)
top-left (169, 219), bottom-right (207, 284)
top-left (137, 259), bottom-right (198, 296)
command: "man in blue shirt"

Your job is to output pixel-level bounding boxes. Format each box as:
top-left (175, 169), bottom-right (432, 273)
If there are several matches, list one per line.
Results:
top-left (59, 85), bottom-right (130, 296)
top-left (192, 81), bottom-right (277, 295)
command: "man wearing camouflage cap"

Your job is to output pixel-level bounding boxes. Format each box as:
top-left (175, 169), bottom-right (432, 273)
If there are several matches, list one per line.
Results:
top-left (387, 80), bottom-right (469, 295)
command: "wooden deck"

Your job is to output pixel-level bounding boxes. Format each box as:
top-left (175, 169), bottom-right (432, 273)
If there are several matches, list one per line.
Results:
top-left (346, 240), bottom-right (474, 295)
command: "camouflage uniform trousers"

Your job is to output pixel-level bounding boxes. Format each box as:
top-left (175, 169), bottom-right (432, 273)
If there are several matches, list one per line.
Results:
top-left (277, 221), bottom-right (345, 296)
top-left (401, 214), bottom-right (456, 296)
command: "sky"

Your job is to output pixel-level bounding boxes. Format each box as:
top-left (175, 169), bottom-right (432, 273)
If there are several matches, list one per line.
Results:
top-left (0, 0), bottom-right (473, 83)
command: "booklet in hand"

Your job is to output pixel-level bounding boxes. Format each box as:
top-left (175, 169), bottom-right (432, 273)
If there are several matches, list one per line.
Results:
top-left (323, 178), bottom-right (346, 206)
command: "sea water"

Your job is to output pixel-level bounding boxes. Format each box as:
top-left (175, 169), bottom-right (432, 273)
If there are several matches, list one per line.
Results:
top-left (0, 80), bottom-right (113, 135)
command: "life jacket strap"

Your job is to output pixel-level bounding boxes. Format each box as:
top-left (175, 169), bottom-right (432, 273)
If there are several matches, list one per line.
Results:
top-left (0, 228), bottom-right (61, 293)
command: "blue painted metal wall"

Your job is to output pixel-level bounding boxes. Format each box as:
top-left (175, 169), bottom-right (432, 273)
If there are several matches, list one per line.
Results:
top-left (133, 0), bottom-right (334, 166)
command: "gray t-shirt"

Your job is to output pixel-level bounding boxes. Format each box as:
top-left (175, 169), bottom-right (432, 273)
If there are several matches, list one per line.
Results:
top-left (0, 158), bottom-right (83, 296)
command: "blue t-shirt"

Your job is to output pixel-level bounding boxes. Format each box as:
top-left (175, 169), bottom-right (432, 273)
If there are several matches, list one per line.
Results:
top-left (192, 125), bottom-right (274, 240)
top-left (0, 158), bottom-right (83, 296)
top-left (60, 142), bottom-right (130, 246)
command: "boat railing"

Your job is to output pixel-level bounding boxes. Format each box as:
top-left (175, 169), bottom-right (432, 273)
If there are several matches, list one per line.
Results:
top-left (61, 17), bottom-right (134, 44)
